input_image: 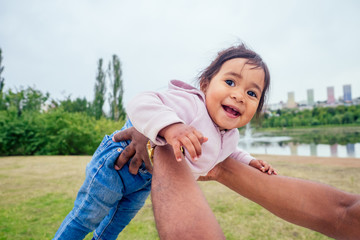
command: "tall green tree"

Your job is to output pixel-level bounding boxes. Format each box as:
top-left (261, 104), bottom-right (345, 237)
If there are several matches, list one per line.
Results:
top-left (4, 87), bottom-right (49, 116)
top-left (0, 48), bottom-right (5, 110)
top-left (107, 54), bottom-right (125, 121)
top-left (93, 58), bottom-right (106, 120)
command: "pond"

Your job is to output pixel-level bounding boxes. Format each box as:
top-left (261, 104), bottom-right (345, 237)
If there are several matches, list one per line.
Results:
top-left (238, 124), bottom-right (360, 158)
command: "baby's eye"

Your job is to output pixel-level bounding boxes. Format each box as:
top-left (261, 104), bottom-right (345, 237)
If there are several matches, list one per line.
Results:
top-left (247, 91), bottom-right (257, 98)
top-left (225, 80), bottom-right (235, 87)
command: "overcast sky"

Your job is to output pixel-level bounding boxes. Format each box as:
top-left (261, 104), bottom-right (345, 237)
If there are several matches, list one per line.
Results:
top-left (1, 0), bottom-right (360, 111)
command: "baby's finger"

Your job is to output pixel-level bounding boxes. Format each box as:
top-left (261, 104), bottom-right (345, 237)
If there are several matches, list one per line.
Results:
top-left (268, 166), bottom-right (278, 175)
top-left (180, 137), bottom-right (198, 161)
top-left (193, 130), bottom-right (208, 144)
top-left (187, 134), bottom-right (202, 159)
top-left (263, 163), bottom-right (271, 171)
top-left (255, 160), bottom-right (265, 172)
top-left (170, 141), bottom-right (183, 162)
top-left (259, 160), bottom-right (269, 169)
top-left (250, 160), bottom-right (264, 171)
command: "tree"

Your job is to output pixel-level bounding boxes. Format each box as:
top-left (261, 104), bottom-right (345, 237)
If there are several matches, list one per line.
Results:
top-left (93, 58), bottom-right (106, 120)
top-left (4, 87), bottom-right (49, 116)
top-left (22, 87), bottom-right (49, 112)
top-left (343, 112), bottom-right (354, 124)
top-left (5, 88), bottom-right (23, 116)
top-left (58, 96), bottom-right (91, 114)
top-left (0, 48), bottom-right (5, 110)
top-left (107, 54), bottom-right (125, 121)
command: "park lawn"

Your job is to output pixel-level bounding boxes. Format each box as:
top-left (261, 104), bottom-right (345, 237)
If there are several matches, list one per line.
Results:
top-left (0, 155), bottom-right (359, 240)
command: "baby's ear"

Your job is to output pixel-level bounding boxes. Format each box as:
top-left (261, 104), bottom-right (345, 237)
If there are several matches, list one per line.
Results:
top-left (200, 80), bottom-right (209, 93)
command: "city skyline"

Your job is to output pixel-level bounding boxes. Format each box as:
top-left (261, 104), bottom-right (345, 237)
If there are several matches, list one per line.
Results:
top-left (283, 84), bottom-right (357, 106)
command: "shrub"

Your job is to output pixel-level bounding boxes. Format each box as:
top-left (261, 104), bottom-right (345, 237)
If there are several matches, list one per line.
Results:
top-left (0, 109), bottom-right (124, 156)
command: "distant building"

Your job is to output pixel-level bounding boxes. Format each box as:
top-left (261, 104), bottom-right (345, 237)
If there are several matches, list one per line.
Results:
top-left (266, 102), bottom-right (284, 111)
top-left (327, 86), bottom-right (335, 104)
top-left (354, 97), bottom-right (360, 105)
top-left (307, 89), bottom-right (314, 106)
top-left (286, 92), bottom-right (297, 108)
top-left (343, 84), bottom-right (352, 103)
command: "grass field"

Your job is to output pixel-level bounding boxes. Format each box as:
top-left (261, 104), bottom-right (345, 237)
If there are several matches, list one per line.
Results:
top-left (0, 155), bottom-right (359, 240)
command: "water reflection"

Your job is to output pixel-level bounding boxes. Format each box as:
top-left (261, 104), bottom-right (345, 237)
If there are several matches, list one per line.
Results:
top-left (238, 124), bottom-right (360, 158)
top-left (238, 141), bottom-right (360, 158)
top-left (347, 144), bottom-right (355, 157)
top-left (310, 143), bottom-right (317, 156)
top-left (330, 144), bottom-right (338, 157)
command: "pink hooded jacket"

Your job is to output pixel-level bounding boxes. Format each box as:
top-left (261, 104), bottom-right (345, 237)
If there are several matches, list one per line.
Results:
top-left (127, 80), bottom-right (254, 179)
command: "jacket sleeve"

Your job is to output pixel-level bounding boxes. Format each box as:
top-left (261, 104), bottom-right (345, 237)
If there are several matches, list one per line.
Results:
top-left (229, 148), bottom-right (254, 165)
top-left (126, 90), bottom-right (198, 145)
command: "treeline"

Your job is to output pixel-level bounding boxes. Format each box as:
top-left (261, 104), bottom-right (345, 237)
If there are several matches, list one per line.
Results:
top-left (0, 110), bottom-right (123, 155)
top-left (0, 48), bottom-right (126, 156)
top-left (260, 105), bottom-right (360, 128)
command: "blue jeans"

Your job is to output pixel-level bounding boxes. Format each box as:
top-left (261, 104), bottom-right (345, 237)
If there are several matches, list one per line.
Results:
top-left (53, 120), bottom-right (152, 240)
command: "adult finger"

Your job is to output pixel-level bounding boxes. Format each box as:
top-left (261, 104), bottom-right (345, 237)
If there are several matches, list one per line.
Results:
top-left (113, 128), bottom-right (133, 142)
top-left (140, 147), bottom-right (153, 174)
top-left (143, 157), bottom-right (153, 174)
top-left (114, 144), bottom-right (136, 170)
top-left (197, 169), bottom-right (216, 181)
top-left (129, 156), bottom-right (143, 175)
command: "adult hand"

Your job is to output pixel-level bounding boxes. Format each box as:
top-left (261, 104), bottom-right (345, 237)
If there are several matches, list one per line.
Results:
top-left (112, 127), bottom-right (153, 175)
top-left (197, 161), bottom-right (224, 181)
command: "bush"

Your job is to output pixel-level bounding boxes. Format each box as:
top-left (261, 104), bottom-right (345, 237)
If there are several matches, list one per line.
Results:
top-left (311, 119), bottom-right (320, 126)
top-left (0, 109), bottom-right (124, 156)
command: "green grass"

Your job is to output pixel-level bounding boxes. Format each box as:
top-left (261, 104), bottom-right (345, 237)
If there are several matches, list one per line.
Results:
top-left (0, 155), bottom-right (359, 239)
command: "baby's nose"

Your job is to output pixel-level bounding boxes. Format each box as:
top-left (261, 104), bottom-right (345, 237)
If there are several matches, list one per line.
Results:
top-left (231, 91), bottom-right (244, 103)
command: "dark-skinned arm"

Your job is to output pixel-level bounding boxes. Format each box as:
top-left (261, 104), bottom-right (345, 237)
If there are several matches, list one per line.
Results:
top-left (151, 144), bottom-right (225, 240)
top-left (202, 157), bottom-right (360, 239)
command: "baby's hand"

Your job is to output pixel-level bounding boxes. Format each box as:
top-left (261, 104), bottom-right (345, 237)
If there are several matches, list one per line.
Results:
top-left (249, 159), bottom-right (278, 175)
top-left (159, 123), bottom-right (208, 162)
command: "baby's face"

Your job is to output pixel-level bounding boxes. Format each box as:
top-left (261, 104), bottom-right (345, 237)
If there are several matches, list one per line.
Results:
top-left (202, 58), bottom-right (265, 130)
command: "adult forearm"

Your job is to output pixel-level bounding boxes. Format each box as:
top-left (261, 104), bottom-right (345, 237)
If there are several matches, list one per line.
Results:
top-left (151, 145), bottom-right (225, 240)
top-left (217, 157), bottom-right (360, 239)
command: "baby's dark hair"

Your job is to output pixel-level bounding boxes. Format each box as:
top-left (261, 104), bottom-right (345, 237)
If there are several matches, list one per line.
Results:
top-left (199, 43), bottom-right (270, 117)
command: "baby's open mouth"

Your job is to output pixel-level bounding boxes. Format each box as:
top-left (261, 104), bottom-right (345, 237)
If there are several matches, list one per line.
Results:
top-left (222, 105), bottom-right (240, 117)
